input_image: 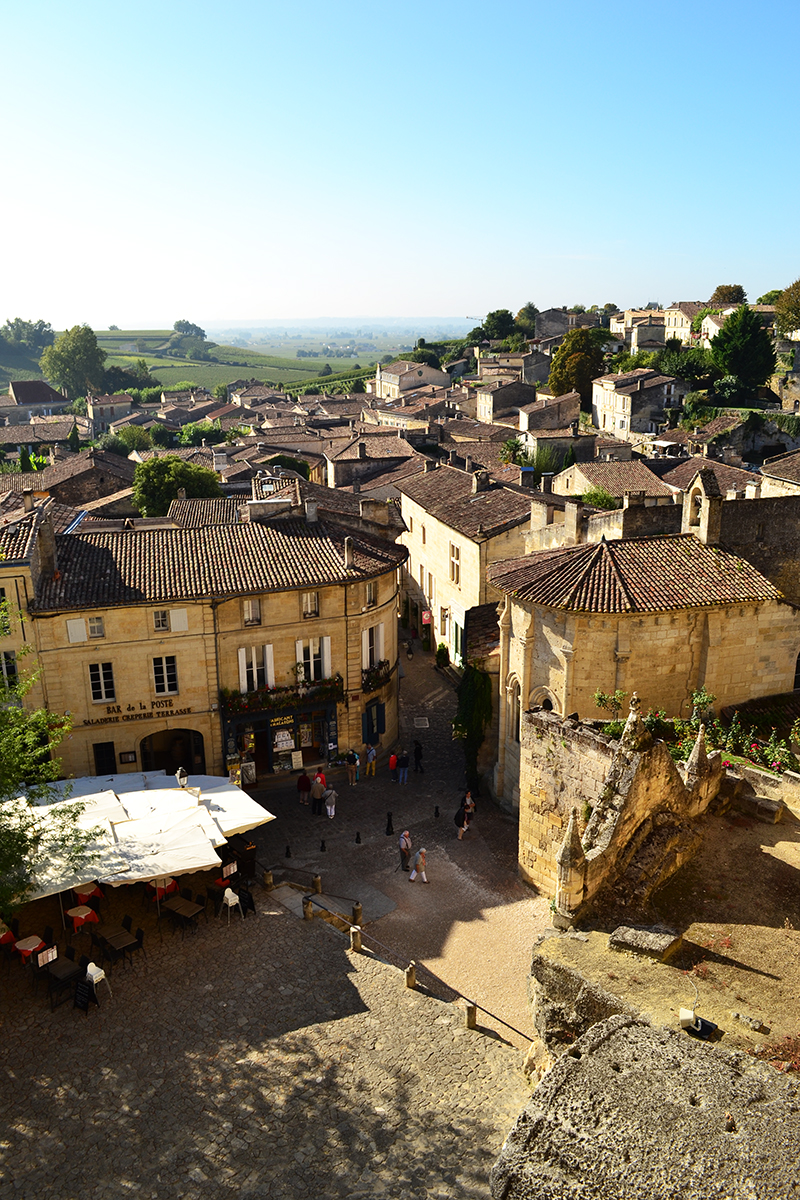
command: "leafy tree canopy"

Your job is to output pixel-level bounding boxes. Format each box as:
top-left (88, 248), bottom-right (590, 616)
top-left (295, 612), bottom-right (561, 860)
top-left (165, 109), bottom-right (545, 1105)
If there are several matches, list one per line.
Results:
top-left (582, 484), bottom-right (618, 510)
top-left (39, 325), bottom-right (106, 399)
top-left (514, 301), bottom-right (539, 336)
top-left (710, 304), bottom-right (776, 392)
top-left (756, 289), bottom-right (783, 306)
top-left (0, 647), bottom-right (100, 914)
top-left (548, 327), bottom-right (606, 408)
top-left (405, 348), bottom-right (442, 369)
top-left (95, 433), bottom-right (129, 457)
top-left (117, 424), bottom-right (152, 451)
top-left (655, 346), bottom-right (717, 388)
top-left (483, 309), bottom-right (516, 340)
top-left (173, 319), bottom-right (206, 340)
top-left (67, 423), bottom-right (80, 453)
top-left (1, 317), bottom-right (55, 352)
top-left (177, 420), bottom-right (225, 447)
top-left (466, 326), bottom-right (487, 343)
top-left (149, 423), bottom-right (174, 448)
top-left (708, 283), bottom-right (747, 306)
top-left (132, 456), bottom-right (222, 516)
top-left (775, 279), bottom-right (800, 337)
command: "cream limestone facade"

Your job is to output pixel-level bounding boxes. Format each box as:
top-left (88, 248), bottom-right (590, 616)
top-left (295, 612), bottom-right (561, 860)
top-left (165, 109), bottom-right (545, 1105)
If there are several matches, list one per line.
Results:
top-left (399, 484), bottom-right (529, 665)
top-left (0, 504), bottom-right (404, 783)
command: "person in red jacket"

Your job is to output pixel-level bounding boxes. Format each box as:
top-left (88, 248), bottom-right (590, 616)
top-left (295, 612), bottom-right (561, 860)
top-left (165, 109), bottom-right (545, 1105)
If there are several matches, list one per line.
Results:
top-left (389, 752), bottom-right (398, 782)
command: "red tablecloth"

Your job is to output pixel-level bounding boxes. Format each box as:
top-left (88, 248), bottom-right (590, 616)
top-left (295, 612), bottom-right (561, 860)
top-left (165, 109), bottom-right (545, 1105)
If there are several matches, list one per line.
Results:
top-left (0, 929), bottom-right (15, 945)
top-left (15, 936), bottom-right (45, 962)
top-left (74, 884), bottom-right (104, 904)
top-left (67, 905), bottom-right (99, 930)
top-left (147, 878), bottom-right (178, 900)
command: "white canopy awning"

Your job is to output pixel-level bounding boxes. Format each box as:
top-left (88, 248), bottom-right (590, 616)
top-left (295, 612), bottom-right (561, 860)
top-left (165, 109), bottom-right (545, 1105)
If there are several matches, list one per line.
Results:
top-left (19, 774), bottom-right (274, 902)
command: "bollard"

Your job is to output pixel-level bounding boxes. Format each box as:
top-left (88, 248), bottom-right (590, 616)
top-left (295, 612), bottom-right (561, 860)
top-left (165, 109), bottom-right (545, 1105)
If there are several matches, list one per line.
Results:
top-left (313, 874), bottom-right (322, 894)
top-left (355, 831), bottom-right (361, 844)
top-left (455, 998), bottom-right (478, 1029)
top-left (405, 961), bottom-right (416, 989)
top-left (386, 812), bottom-right (394, 836)
top-left (350, 925), bottom-right (362, 952)
top-left (302, 896), bottom-right (314, 921)
top-left (285, 845), bottom-right (292, 858)
top-left (320, 840), bottom-right (326, 852)
top-left (352, 901), bottom-right (362, 927)
top-left (263, 870), bottom-right (274, 890)
top-left (434, 805), bottom-right (440, 818)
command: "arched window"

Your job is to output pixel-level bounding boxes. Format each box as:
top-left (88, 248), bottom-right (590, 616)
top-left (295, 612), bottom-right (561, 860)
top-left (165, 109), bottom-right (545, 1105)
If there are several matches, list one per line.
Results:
top-left (794, 652), bottom-right (800, 691)
top-left (511, 682), bottom-right (521, 742)
top-left (688, 488), bottom-right (702, 527)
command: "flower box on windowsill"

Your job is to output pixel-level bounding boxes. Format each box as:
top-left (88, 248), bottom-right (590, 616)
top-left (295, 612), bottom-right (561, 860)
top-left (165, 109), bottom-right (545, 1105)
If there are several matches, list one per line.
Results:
top-left (220, 674), bottom-right (344, 715)
top-left (361, 660), bottom-right (393, 695)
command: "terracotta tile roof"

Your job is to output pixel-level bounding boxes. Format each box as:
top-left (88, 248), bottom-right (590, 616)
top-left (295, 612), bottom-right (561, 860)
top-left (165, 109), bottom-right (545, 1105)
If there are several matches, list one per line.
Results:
top-left (8, 381), bottom-right (67, 407)
top-left (761, 449), bottom-right (800, 484)
top-left (327, 436), bottom-right (416, 462)
top-left (0, 421), bottom-right (78, 444)
top-left (656, 414), bottom-right (744, 447)
top-left (464, 603), bottom-right (501, 661)
top-left (439, 418), bottom-right (510, 442)
top-left (167, 498), bottom-right (243, 526)
top-left (564, 460), bottom-right (675, 498)
top-left (665, 301), bottom-right (707, 319)
top-left (488, 535), bottom-right (781, 614)
top-left (0, 509), bottom-right (39, 561)
top-left (33, 519), bottom-right (407, 611)
top-left (396, 467), bottom-right (533, 540)
top-left (656, 456), bottom-right (760, 492)
top-left (0, 449), bottom-right (136, 494)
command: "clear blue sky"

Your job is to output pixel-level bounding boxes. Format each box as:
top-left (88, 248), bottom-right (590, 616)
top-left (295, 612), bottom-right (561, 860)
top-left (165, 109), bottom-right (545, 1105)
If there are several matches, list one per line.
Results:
top-left (4, 0), bottom-right (799, 330)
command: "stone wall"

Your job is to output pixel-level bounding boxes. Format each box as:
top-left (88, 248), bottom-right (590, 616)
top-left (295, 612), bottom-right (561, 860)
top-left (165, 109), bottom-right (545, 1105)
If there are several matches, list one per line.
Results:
top-left (517, 700), bottom-right (723, 912)
top-left (718, 493), bottom-right (800, 602)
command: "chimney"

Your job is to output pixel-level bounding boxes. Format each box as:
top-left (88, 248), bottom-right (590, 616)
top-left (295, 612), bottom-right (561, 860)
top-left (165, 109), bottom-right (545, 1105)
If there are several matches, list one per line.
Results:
top-left (36, 513), bottom-right (57, 579)
top-left (424, 459), bottom-right (435, 473)
top-left (519, 466), bottom-right (536, 489)
top-left (622, 490), bottom-right (644, 509)
top-left (177, 487), bottom-right (187, 500)
top-left (305, 500), bottom-right (318, 523)
top-left (564, 499), bottom-right (584, 544)
top-left (472, 470), bottom-right (489, 493)
top-left (212, 450), bottom-right (227, 471)
top-left (22, 488), bottom-right (34, 512)
top-left (344, 536), bottom-right (354, 567)
top-left (357, 442), bottom-right (366, 459)
top-left (201, 438), bottom-right (207, 448)
top-left (464, 456), bottom-right (473, 472)
top-left (540, 473), bottom-right (554, 494)
top-left (352, 480), bottom-right (360, 494)
top-left (745, 482), bottom-right (761, 499)
top-left (448, 449), bottom-right (458, 465)
top-left (569, 420), bottom-right (578, 436)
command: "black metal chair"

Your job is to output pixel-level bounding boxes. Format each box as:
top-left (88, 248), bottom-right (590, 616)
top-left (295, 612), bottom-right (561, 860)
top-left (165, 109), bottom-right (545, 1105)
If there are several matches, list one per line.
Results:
top-left (129, 928), bottom-right (147, 964)
top-left (101, 940), bottom-right (125, 972)
top-left (181, 887), bottom-right (193, 902)
top-left (78, 954), bottom-right (90, 974)
top-left (195, 893), bottom-right (210, 923)
top-left (64, 945), bottom-right (76, 962)
top-left (29, 945), bottom-right (53, 993)
top-left (121, 915), bottom-right (133, 934)
top-left (90, 928), bottom-right (105, 963)
top-left (10, 918), bottom-right (19, 939)
top-left (43, 925), bottom-right (55, 947)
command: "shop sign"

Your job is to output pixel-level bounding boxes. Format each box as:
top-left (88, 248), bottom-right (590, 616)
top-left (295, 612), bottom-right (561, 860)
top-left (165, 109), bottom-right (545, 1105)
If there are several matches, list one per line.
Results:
top-left (83, 698), bottom-right (193, 727)
top-left (421, 610), bottom-right (431, 625)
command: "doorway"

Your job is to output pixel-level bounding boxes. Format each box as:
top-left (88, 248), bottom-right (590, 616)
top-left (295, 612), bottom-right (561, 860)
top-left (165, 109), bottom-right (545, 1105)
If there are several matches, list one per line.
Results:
top-left (140, 729), bottom-right (206, 775)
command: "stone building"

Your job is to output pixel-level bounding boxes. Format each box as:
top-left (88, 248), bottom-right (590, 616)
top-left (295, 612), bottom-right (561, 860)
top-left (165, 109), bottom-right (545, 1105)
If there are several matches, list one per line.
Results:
top-left (396, 463), bottom-right (534, 664)
top-left (0, 495), bottom-right (406, 781)
top-left (550, 458), bottom-right (676, 504)
top-left (369, 360), bottom-right (450, 400)
top-left (487, 496), bottom-right (800, 809)
top-left (591, 368), bottom-right (683, 440)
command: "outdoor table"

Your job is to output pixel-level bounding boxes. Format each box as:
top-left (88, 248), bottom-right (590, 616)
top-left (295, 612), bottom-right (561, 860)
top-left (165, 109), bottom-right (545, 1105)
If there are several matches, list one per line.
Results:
top-left (162, 896), bottom-right (203, 935)
top-left (15, 936), bottom-right (45, 962)
top-left (47, 956), bottom-right (80, 983)
top-left (104, 930), bottom-right (137, 953)
top-left (73, 883), bottom-right (104, 904)
top-left (147, 878), bottom-right (178, 900)
top-left (67, 905), bottom-right (99, 932)
top-left (97, 924), bottom-right (126, 941)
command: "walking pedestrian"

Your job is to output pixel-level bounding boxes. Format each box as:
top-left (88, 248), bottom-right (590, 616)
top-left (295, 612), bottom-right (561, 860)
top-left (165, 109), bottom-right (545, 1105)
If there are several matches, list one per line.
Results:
top-left (355, 751), bottom-right (360, 782)
top-left (454, 792), bottom-right (475, 839)
top-left (389, 751), bottom-right (398, 782)
top-left (413, 740), bottom-right (424, 773)
top-left (365, 744), bottom-right (377, 777)
top-left (397, 749), bottom-right (409, 785)
top-left (408, 848), bottom-right (428, 883)
top-left (399, 830), bottom-right (412, 872)
top-left (346, 749), bottom-right (357, 786)
top-left (323, 786), bottom-right (338, 819)
top-left (310, 775), bottom-right (325, 816)
top-left (297, 771), bottom-right (311, 805)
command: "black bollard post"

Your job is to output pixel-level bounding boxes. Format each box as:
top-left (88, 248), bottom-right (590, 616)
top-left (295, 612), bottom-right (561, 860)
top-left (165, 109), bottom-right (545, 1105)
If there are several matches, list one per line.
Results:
top-left (320, 840), bottom-right (326, 852)
top-left (434, 805), bottom-right (440, 818)
top-left (385, 812), bottom-right (394, 836)
top-left (355, 831), bottom-right (362, 844)
top-left (285, 845), bottom-right (292, 858)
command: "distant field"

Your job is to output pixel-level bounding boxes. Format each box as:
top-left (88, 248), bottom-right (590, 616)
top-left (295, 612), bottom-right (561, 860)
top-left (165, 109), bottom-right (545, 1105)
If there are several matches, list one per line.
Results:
top-left (0, 344), bottom-right (45, 389)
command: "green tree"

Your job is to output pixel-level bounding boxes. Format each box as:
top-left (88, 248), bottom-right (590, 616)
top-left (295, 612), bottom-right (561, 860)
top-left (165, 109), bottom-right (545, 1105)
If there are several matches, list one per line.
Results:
top-left (547, 327), bottom-right (605, 409)
top-left (132, 457), bottom-right (222, 517)
top-left (39, 325), bottom-right (106, 399)
top-left (63, 397), bottom-right (88, 417)
top-left (406, 348), bottom-right (442, 369)
top-left (320, 363), bottom-right (333, 377)
top-left (351, 377), bottom-right (366, 394)
top-left (483, 309), bottom-right (516, 339)
top-left (149, 423), bottom-right (175, 448)
top-left (499, 437), bottom-right (524, 464)
top-left (117, 424), bottom-right (152, 451)
top-left (177, 420), bottom-right (225, 447)
top-left (582, 485), bottom-right (619, 510)
top-left (1, 317), bottom-right (55, 352)
top-left (775, 279), bottom-right (800, 337)
top-left (466, 326), bottom-right (486, 343)
top-left (514, 301), bottom-right (539, 337)
top-left (173, 320), bottom-right (206, 339)
top-left (213, 383), bottom-right (228, 400)
top-left (756, 289), bottom-right (783, 305)
top-left (710, 304), bottom-right (776, 393)
top-left (96, 434), bottom-right (129, 457)
top-left (109, 324), bottom-right (119, 331)
top-left (67, 423), bottom-right (80, 453)
top-left (18, 446), bottom-right (33, 473)
top-left (708, 283), bottom-right (747, 306)
top-left (518, 445), bottom-right (561, 485)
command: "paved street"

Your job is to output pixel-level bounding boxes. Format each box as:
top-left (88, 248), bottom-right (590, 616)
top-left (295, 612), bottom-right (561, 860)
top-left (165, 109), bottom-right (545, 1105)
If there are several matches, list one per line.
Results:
top-left (0, 645), bottom-right (547, 1198)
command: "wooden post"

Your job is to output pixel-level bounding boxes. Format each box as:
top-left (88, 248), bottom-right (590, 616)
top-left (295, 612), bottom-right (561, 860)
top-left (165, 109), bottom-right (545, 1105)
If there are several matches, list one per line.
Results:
top-left (405, 961), bottom-right (416, 989)
top-left (350, 925), bottom-right (362, 952)
top-left (352, 901), bottom-right (362, 927)
top-left (263, 870), bottom-right (274, 890)
top-left (455, 998), bottom-right (477, 1029)
top-left (312, 875), bottom-right (322, 894)
top-left (302, 896), bottom-right (314, 921)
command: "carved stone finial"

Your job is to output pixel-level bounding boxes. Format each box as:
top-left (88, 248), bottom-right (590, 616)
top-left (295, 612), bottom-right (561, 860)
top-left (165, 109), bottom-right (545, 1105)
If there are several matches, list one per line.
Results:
top-left (629, 692), bottom-right (641, 714)
top-left (686, 723), bottom-right (709, 777)
top-left (620, 691), bottom-right (651, 751)
top-left (555, 807), bottom-right (585, 871)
